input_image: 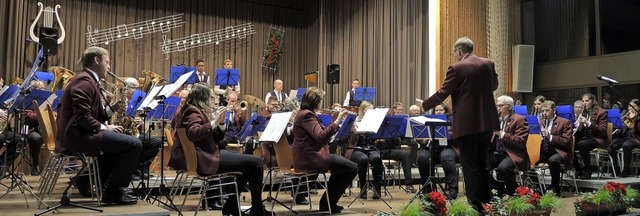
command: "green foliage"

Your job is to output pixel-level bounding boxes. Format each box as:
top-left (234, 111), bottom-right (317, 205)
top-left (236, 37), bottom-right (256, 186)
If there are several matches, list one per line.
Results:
top-left (593, 189), bottom-right (614, 205)
top-left (448, 200), bottom-right (479, 216)
top-left (625, 188), bottom-right (639, 202)
top-left (398, 201), bottom-right (433, 216)
top-left (538, 192), bottom-right (561, 212)
top-left (506, 196), bottom-right (536, 215)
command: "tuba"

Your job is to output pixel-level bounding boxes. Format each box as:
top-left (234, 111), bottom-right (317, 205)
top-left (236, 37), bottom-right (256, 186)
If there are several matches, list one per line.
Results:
top-left (50, 66), bottom-right (75, 91)
top-left (141, 70), bottom-right (164, 93)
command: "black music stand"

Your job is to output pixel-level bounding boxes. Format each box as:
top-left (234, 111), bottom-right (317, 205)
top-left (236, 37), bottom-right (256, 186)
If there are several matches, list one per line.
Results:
top-left (407, 118), bottom-right (451, 204)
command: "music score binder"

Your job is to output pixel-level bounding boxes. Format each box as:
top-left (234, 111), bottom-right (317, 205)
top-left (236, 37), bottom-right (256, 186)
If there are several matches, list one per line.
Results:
top-left (259, 112), bottom-right (293, 142)
top-left (239, 113), bottom-right (268, 142)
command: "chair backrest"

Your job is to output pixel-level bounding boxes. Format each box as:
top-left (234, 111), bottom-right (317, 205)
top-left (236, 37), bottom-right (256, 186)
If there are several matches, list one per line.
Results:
top-left (271, 133), bottom-right (294, 173)
top-left (514, 105), bottom-right (528, 116)
top-left (164, 128), bottom-right (174, 149)
top-left (48, 105), bottom-right (57, 135)
top-left (607, 122), bottom-right (613, 144)
top-left (32, 101), bottom-right (56, 151)
top-left (526, 134), bottom-right (542, 166)
top-left (176, 128), bottom-right (199, 176)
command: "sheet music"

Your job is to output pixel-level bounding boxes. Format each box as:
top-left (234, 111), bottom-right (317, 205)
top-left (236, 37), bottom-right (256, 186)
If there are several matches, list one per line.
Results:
top-left (356, 108), bottom-right (389, 133)
top-left (259, 112), bottom-right (292, 142)
top-left (137, 86), bottom-right (162, 110)
top-left (288, 89), bottom-right (297, 99)
top-left (139, 71), bottom-right (193, 110)
top-left (409, 116), bottom-right (446, 125)
top-left (404, 117), bottom-right (413, 138)
top-left (0, 86), bottom-right (8, 96)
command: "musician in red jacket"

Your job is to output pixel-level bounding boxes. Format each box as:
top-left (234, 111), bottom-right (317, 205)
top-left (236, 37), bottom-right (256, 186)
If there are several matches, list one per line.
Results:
top-left (537, 100), bottom-right (573, 194)
top-left (292, 86), bottom-right (357, 213)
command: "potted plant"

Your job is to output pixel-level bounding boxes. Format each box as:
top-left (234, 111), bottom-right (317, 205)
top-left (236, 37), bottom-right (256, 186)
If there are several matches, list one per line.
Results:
top-left (574, 181), bottom-right (637, 216)
top-left (448, 199), bottom-right (480, 216)
top-left (484, 186), bottom-right (561, 216)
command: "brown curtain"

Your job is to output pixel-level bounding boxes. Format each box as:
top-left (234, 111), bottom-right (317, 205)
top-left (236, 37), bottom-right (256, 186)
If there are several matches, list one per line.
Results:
top-left (316, 0), bottom-right (429, 110)
top-left (0, 0), bottom-right (317, 102)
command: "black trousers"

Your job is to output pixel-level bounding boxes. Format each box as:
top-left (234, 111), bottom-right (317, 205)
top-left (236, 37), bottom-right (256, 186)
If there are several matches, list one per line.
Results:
top-left (538, 152), bottom-right (564, 191)
top-left (27, 131), bottom-right (43, 168)
top-left (402, 139), bottom-right (420, 166)
top-left (620, 139), bottom-right (640, 175)
top-left (214, 150), bottom-right (264, 211)
top-left (490, 153), bottom-right (516, 195)
top-left (323, 154), bottom-right (358, 206)
top-left (417, 147), bottom-right (459, 190)
top-left (457, 131), bottom-right (492, 212)
top-left (0, 131), bottom-right (23, 167)
top-left (380, 148), bottom-right (414, 185)
top-left (350, 150), bottom-right (383, 188)
top-left (138, 133), bottom-right (161, 171)
top-left (97, 131), bottom-right (143, 193)
top-left (573, 137), bottom-right (598, 173)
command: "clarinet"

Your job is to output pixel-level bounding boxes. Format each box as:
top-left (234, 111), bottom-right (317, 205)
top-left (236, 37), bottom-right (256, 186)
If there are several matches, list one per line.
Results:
top-left (583, 108), bottom-right (592, 137)
top-left (540, 114), bottom-right (553, 156)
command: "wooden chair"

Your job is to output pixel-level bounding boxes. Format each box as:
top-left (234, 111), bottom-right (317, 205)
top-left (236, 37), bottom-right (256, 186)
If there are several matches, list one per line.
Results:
top-left (176, 128), bottom-right (241, 215)
top-left (271, 133), bottom-right (332, 215)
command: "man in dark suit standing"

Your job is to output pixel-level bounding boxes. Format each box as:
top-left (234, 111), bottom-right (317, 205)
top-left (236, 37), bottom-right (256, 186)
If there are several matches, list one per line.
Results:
top-left (419, 37), bottom-right (499, 212)
top-left (56, 47), bottom-right (142, 205)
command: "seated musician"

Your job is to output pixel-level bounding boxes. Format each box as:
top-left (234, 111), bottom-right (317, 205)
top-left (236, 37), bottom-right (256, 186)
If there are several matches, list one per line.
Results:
top-left (258, 96), bottom-right (279, 161)
top-left (610, 99), bottom-right (640, 177)
top-left (24, 80), bottom-right (46, 176)
top-left (0, 109), bottom-right (25, 175)
top-left (377, 102), bottom-right (417, 193)
top-left (56, 47), bottom-right (142, 205)
top-left (531, 95), bottom-right (546, 116)
top-left (491, 95), bottom-right (530, 196)
top-left (346, 101), bottom-right (384, 199)
top-left (393, 102), bottom-right (419, 167)
top-left (537, 100), bottom-right (573, 194)
top-left (219, 92), bottom-right (246, 149)
top-left (417, 102), bottom-right (460, 199)
top-left (573, 93), bottom-right (609, 179)
top-left (168, 83), bottom-right (272, 215)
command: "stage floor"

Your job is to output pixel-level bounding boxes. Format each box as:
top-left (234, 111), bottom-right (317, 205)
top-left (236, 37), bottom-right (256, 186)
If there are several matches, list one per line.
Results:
top-left (2, 168), bottom-right (640, 215)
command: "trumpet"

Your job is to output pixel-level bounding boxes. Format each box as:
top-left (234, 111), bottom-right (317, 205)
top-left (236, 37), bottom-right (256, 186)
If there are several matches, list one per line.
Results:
top-left (237, 100), bottom-right (248, 111)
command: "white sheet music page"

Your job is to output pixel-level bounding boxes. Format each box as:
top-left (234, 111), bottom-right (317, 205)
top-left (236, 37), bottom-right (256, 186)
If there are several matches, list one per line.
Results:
top-left (356, 108), bottom-right (389, 133)
top-left (409, 116), bottom-right (446, 125)
top-left (259, 112), bottom-right (293, 142)
top-left (404, 117), bottom-right (413, 138)
top-left (288, 89), bottom-right (297, 99)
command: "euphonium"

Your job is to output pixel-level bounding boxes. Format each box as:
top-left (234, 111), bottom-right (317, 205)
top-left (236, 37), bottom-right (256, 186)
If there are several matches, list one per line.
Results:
top-left (141, 70), bottom-right (164, 93)
top-left (50, 66), bottom-right (75, 91)
top-left (622, 112), bottom-right (637, 129)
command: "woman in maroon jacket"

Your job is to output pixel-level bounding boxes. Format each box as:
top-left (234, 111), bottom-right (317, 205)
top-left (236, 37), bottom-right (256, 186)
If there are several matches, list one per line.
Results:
top-left (292, 86), bottom-right (357, 213)
top-left (169, 83), bottom-right (271, 216)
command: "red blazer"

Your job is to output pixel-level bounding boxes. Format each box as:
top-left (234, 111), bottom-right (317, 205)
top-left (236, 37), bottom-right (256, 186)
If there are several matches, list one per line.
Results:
top-left (55, 70), bottom-right (108, 156)
top-left (168, 105), bottom-right (226, 176)
top-left (422, 54), bottom-right (499, 139)
top-left (547, 116), bottom-right (573, 168)
top-left (292, 109), bottom-right (339, 173)
top-left (499, 113), bottom-right (530, 171)
top-left (576, 108), bottom-right (609, 148)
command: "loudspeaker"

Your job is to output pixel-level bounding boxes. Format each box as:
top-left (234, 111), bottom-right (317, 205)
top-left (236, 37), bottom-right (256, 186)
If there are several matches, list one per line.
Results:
top-left (327, 64), bottom-right (340, 84)
top-left (40, 27), bottom-right (59, 56)
top-left (512, 45), bottom-right (535, 92)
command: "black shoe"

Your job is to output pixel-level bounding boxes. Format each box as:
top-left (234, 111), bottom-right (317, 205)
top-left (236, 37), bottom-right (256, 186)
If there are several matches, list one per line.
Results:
top-left (372, 186), bottom-right (382, 199)
top-left (31, 166), bottom-right (40, 176)
top-left (204, 198), bottom-right (224, 210)
top-left (319, 202), bottom-right (342, 213)
top-left (248, 206), bottom-right (275, 216)
top-left (620, 169), bottom-right (630, 178)
top-left (447, 188), bottom-right (458, 200)
top-left (101, 191), bottom-right (138, 205)
top-left (295, 194), bottom-right (309, 205)
top-left (406, 185), bottom-right (417, 193)
top-left (359, 192), bottom-right (367, 199)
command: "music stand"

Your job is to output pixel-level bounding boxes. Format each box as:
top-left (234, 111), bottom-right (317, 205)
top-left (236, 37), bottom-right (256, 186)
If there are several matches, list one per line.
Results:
top-left (333, 114), bottom-right (356, 159)
top-left (353, 87), bottom-right (376, 103)
top-left (514, 105), bottom-right (528, 116)
top-left (257, 112), bottom-right (295, 213)
top-left (0, 85), bottom-right (19, 109)
top-left (0, 89), bottom-right (51, 207)
top-left (607, 109), bottom-right (624, 129)
top-left (556, 105), bottom-right (574, 123)
top-left (126, 90), bottom-right (147, 117)
top-left (169, 65), bottom-right (197, 84)
top-left (406, 117), bottom-right (451, 204)
top-left (317, 114), bottom-right (332, 127)
top-left (50, 90), bottom-right (64, 112)
top-left (215, 68), bottom-right (240, 86)
top-left (526, 115), bottom-right (542, 134)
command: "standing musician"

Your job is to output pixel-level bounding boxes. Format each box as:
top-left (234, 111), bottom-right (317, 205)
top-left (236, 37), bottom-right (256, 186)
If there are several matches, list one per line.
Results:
top-left (56, 47), bottom-right (142, 205)
top-left (264, 79), bottom-right (287, 104)
top-left (194, 59), bottom-right (210, 85)
top-left (537, 100), bottom-right (573, 194)
top-left (343, 79), bottom-right (361, 107)
top-left (292, 86), bottom-right (357, 213)
top-left (573, 93), bottom-right (609, 180)
top-left (214, 59), bottom-right (240, 106)
top-left (417, 102), bottom-right (460, 199)
top-left (491, 95), bottom-right (530, 196)
top-left (346, 101), bottom-right (384, 199)
top-left (168, 83), bottom-right (272, 215)
top-left (610, 99), bottom-right (640, 177)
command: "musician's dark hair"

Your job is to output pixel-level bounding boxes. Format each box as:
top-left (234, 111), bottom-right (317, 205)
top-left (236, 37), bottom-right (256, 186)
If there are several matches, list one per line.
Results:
top-left (534, 95), bottom-right (546, 103)
top-left (195, 59), bottom-right (205, 65)
top-left (431, 102), bottom-right (451, 115)
top-left (393, 102), bottom-right (403, 109)
top-left (582, 93), bottom-right (600, 112)
top-left (180, 83), bottom-right (214, 123)
top-left (267, 96), bottom-right (278, 103)
top-left (300, 86), bottom-right (325, 111)
top-left (542, 100), bottom-right (556, 109)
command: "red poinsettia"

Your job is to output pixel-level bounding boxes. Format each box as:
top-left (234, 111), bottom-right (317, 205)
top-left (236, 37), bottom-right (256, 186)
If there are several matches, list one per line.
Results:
top-left (604, 181), bottom-right (627, 195)
top-left (428, 191), bottom-right (448, 215)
